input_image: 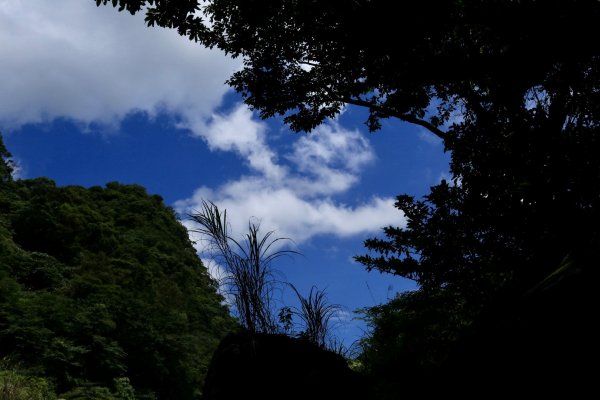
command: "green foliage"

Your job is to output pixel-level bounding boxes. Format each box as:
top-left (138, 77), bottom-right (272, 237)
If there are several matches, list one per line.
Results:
top-left (59, 378), bottom-right (135, 400)
top-left (0, 372), bottom-right (137, 400)
top-left (0, 367), bottom-right (56, 400)
top-left (112, 377), bottom-right (135, 400)
top-left (0, 176), bottom-right (236, 399)
top-left (60, 386), bottom-right (115, 400)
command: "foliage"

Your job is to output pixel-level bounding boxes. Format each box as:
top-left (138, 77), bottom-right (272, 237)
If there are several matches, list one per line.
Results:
top-left (288, 285), bottom-right (340, 349)
top-left (0, 169), bottom-right (236, 399)
top-left (112, 377), bottom-right (135, 400)
top-left (59, 378), bottom-right (135, 400)
top-left (354, 18), bottom-right (600, 399)
top-left (189, 200), bottom-right (295, 334)
top-left (96, 0), bottom-right (600, 135)
top-left (276, 306), bottom-right (293, 335)
top-left (356, 57), bottom-right (600, 361)
top-left (188, 201), bottom-right (347, 352)
top-left (60, 385), bottom-right (115, 400)
top-left (355, 289), bottom-right (467, 397)
top-left (0, 366), bottom-right (56, 400)
top-left (89, 1), bottom-right (600, 395)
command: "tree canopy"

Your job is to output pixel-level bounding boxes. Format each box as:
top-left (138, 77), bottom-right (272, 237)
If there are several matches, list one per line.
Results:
top-left (0, 171), bottom-right (235, 399)
top-left (98, 0), bottom-right (600, 135)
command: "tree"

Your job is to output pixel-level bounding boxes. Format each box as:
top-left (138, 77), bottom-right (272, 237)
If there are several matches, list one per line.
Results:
top-left (96, 1), bottom-right (600, 395)
top-left (354, 84), bottom-right (600, 394)
top-left (97, 0), bottom-right (600, 136)
top-left (0, 178), bottom-right (236, 399)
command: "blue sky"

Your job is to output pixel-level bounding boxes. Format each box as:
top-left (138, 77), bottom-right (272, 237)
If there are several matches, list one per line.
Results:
top-left (0, 0), bottom-right (450, 346)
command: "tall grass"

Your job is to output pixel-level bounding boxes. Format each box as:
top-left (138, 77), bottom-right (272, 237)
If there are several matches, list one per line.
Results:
top-left (190, 201), bottom-right (351, 353)
top-left (190, 200), bottom-right (296, 334)
top-left (289, 284), bottom-right (341, 349)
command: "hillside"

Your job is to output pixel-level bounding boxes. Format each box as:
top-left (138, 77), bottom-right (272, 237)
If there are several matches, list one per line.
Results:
top-left (0, 173), bottom-right (235, 399)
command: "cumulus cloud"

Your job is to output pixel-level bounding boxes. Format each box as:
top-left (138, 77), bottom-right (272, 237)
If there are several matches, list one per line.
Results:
top-left (176, 105), bottom-right (405, 243)
top-left (1, 0), bottom-right (404, 251)
top-left (0, 0), bottom-right (237, 128)
top-left (183, 105), bottom-right (286, 180)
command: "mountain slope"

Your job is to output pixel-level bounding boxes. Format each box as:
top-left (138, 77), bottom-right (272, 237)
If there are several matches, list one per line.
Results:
top-left (0, 177), bottom-right (235, 399)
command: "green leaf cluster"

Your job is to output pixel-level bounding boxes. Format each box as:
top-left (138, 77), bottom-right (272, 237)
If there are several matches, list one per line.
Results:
top-left (0, 366), bottom-right (56, 400)
top-left (0, 174), bottom-right (236, 399)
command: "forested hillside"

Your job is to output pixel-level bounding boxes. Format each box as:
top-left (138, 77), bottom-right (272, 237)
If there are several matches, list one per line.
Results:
top-left (0, 142), bottom-right (235, 399)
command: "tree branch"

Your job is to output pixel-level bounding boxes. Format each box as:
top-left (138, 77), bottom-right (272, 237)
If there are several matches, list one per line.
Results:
top-left (341, 97), bottom-right (449, 141)
top-left (340, 96), bottom-right (449, 141)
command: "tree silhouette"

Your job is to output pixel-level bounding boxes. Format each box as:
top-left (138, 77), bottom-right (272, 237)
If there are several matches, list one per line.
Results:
top-left (96, 1), bottom-right (600, 396)
top-left (97, 0), bottom-right (600, 137)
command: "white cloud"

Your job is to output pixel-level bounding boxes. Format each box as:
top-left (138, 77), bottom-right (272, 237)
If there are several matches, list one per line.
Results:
top-left (331, 309), bottom-right (352, 323)
top-left (9, 157), bottom-right (24, 180)
top-left (176, 105), bottom-right (405, 244)
top-left (0, 0), bottom-right (237, 129)
top-left (285, 123), bottom-right (374, 196)
top-left (0, 0), bottom-right (404, 250)
top-left (182, 104), bottom-right (286, 180)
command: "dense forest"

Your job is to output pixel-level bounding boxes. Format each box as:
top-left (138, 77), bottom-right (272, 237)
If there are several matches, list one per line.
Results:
top-left (0, 138), bottom-right (235, 399)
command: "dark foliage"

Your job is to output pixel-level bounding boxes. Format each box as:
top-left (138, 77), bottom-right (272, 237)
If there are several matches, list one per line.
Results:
top-left (356, 59), bottom-right (600, 393)
top-left (189, 201), bottom-right (296, 335)
top-left (288, 284), bottom-right (340, 350)
top-left (92, 1), bottom-right (600, 396)
top-left (0, 171), bottom-right (235, 399)
top-left (96, 0), bottom-right (600, 135)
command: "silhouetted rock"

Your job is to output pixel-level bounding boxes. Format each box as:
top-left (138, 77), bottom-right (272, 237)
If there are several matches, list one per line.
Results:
top-left (203, 331), bottom-right (370, 400)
